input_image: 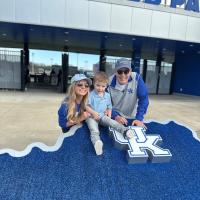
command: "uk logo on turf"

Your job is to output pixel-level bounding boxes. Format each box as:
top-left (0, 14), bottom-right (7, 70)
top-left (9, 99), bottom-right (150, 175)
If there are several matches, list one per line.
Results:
top-left (110, 126), bottom-right (172, 164)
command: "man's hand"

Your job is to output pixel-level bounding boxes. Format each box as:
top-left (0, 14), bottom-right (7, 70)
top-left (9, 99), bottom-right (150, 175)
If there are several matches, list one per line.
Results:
top-left (115, 115), bottom-right (128, 125)
top-left (132, 120), bottom-right (147, 129)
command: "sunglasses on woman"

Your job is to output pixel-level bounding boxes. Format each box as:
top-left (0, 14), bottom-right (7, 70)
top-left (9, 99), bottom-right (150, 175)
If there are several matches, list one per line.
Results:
top-left (76, 83), bottom-right (89, 88)
top-left (117, 69), bottom-right (130, 75)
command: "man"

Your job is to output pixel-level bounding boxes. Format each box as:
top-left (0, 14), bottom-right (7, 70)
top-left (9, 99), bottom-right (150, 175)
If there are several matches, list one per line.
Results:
top-left (108, 58), bottom-right (149, 128)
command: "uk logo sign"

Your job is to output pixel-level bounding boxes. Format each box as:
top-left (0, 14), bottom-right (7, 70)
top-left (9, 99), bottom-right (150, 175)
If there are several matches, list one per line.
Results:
top-left (109, 126), bottom-right (172, 164)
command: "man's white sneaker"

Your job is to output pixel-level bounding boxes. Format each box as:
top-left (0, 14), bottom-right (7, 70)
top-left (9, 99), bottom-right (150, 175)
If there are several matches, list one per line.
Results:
top-left (94, 140), bottom-right (103, 155)
top-left (124, 129), bottom-right (134, 139)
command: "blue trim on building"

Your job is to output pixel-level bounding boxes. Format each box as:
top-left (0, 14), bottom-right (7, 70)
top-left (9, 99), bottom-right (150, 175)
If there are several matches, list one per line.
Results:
top-left (173, 54), bottom-right (200, 96)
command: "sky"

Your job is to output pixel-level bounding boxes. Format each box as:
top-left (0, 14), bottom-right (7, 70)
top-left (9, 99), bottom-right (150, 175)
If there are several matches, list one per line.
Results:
top-left (30, 49), bottom-right (99, 70)
top-left (0, 47), bottom-right (121, 71)
top-left (0, 47), bottom-right (99, 70)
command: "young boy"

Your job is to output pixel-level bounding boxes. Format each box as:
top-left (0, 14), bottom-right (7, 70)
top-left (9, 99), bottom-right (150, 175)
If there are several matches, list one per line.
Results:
top-left (86, 71), bottom-right (134, 156)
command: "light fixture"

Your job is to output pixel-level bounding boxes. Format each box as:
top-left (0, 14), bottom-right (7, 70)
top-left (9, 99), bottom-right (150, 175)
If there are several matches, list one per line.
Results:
top-left (132, 38), bottom-right (136, 41)
top-left (197, 51), bottom-right (200, 54)
top-left (2, 33), bottom-right (7, 36)
top-left (65, 39), bottom-right (68, 42)
top-left (64, 31), bottom-right (69, 34)
top-left (181, 50), bottom-right (185, 53)
top-left (189, 44), bottom-right (193, 47)
top-left (119, 44), bottom-right (123, 47)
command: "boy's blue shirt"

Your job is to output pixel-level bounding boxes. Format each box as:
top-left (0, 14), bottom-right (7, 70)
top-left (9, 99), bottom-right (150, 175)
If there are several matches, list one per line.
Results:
top-left (88, 90), bottom-right (112, 117)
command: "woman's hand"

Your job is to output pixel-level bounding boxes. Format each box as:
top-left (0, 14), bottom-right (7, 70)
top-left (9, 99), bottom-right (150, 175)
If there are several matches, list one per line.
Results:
top-left (67, 119), bottom-right (77, 127)
top-left (68, 112), bottom-right (91, 126)
top-left (81, 111), bottom-right (91, 121)
top-left (85, 106), bottom-right (99, 120)
top-left (132, 120), bottom-right (147, 129)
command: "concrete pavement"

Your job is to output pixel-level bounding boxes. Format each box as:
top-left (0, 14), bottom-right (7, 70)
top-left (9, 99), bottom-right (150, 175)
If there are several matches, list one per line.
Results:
top-left (0, 90), bottom-right (199, 150)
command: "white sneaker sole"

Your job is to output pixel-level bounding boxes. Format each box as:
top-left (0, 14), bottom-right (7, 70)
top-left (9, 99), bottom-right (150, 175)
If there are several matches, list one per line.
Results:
top-left (94, 140), bottom-right (103, 155)
top-left (126, 129), bottom-right (134, 139)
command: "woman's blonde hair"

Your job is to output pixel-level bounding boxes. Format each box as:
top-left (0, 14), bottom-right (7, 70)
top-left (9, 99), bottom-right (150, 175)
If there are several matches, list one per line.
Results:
top-left (65, 82), bottom-right (89, 123)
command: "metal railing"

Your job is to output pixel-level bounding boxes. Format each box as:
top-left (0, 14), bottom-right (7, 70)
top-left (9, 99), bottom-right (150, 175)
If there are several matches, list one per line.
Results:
top-left (0, 50), bottom-right (20, 62)
top-left (0, 50), bottom-right (21, 89)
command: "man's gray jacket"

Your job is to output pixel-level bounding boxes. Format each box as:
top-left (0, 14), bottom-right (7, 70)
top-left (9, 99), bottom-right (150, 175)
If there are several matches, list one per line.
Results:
top-left (108, 72), bottom-right (149, 121)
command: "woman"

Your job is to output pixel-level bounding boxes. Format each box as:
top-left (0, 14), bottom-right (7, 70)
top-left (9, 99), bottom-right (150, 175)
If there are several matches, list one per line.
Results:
top-left (58, 74), bottom-right (92, 133)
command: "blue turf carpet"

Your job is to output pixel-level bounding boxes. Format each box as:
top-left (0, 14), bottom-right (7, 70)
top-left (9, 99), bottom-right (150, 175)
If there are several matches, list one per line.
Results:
top-left (0, 121), bottom-right (200, 200)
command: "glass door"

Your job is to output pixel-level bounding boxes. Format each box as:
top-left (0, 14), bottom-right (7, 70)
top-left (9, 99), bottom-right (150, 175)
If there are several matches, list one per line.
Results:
top-left (145, 60), bottom-right (158, 94)
top-left (158, 62), bottom-right (172, 94)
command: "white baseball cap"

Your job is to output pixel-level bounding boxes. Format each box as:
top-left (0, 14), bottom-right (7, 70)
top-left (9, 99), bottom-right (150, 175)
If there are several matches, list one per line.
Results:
top-left (71, 74), bottom-right (92, 86)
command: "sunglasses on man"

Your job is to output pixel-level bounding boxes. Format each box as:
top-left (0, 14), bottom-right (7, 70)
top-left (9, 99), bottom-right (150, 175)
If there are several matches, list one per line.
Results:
top-left (117, 69), bottom-right (130, 75)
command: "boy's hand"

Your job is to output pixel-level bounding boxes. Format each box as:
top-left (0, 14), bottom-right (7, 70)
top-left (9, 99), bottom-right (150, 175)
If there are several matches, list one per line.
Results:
top-left (104, 109), bottom-right (111, 118)
top-left (92, 112), bottom-right (100, 120)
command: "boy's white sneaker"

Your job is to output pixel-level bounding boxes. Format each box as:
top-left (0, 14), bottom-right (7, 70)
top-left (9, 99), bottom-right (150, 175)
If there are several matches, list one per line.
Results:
top-left (124, 129), bottom-right (134, 139)
top-left (94, 140), bottom-right (103, 155)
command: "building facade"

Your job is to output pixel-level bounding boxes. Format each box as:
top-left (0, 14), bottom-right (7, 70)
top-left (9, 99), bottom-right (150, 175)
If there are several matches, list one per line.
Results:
top-left (0, 0), bottom-right (200, 95)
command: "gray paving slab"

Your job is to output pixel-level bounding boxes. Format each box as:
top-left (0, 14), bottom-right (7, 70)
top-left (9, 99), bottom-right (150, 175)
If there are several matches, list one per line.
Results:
top-left (0, 90), bottom-right (199, 150)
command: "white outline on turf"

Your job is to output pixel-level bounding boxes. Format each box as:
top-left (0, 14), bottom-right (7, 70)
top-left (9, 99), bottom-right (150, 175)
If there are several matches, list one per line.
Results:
top-left (0, 124), bottom-right (83, 157)
top-left (0, 120), bottom-right (199, 158)
top-left (145, 119), bottom-right (200, 142)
